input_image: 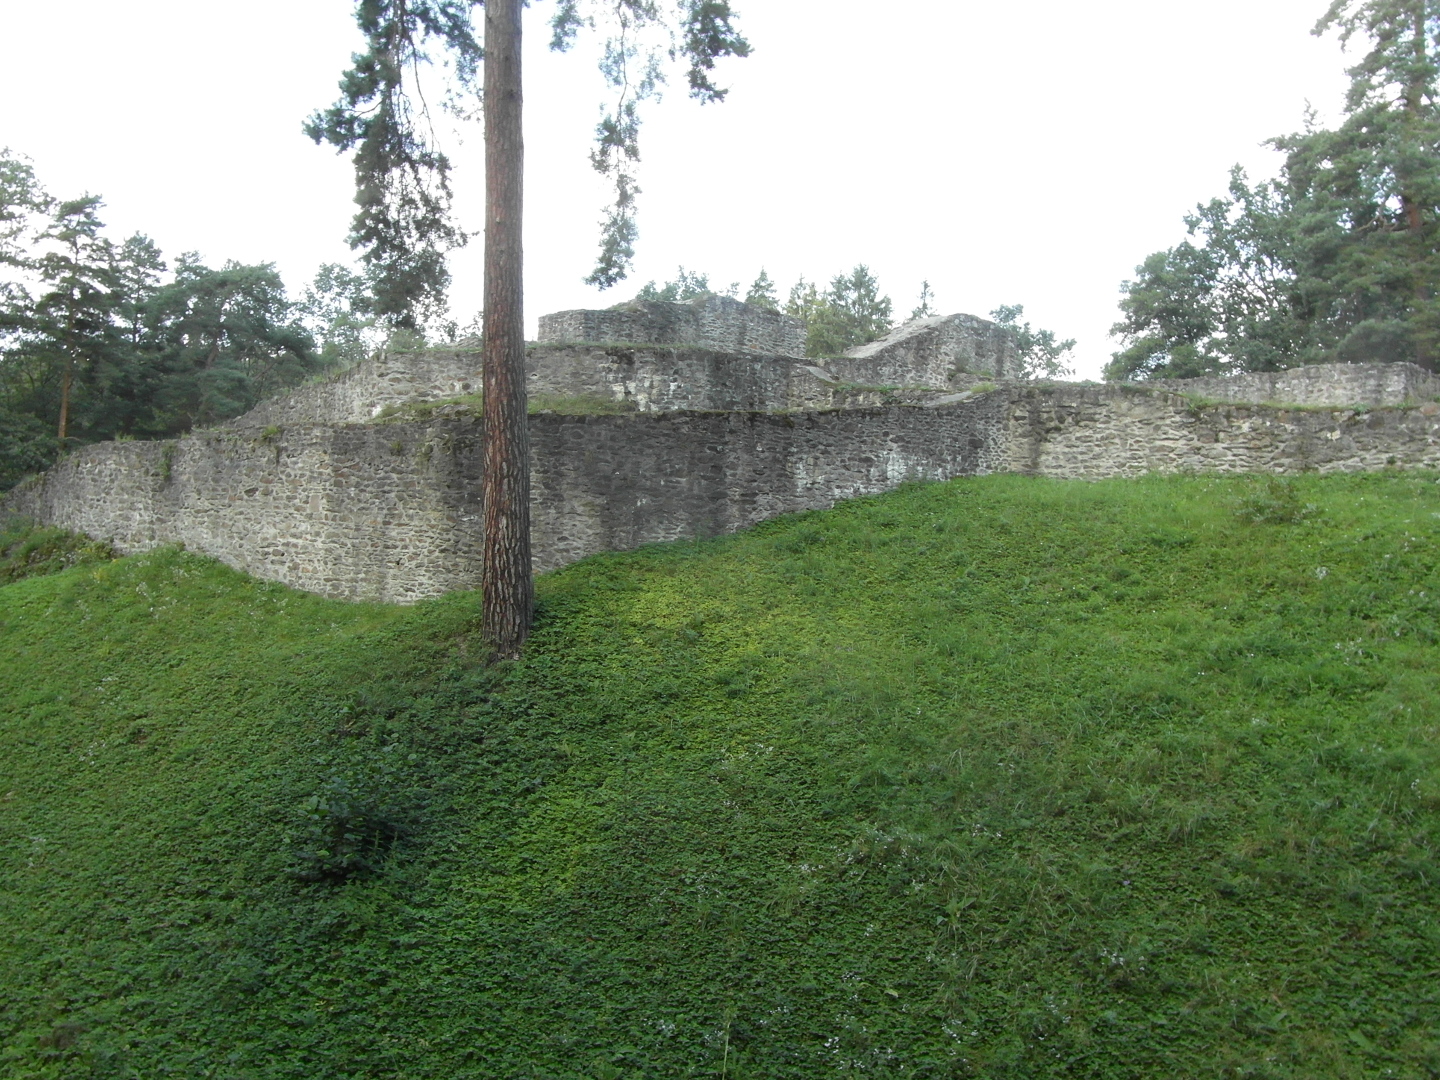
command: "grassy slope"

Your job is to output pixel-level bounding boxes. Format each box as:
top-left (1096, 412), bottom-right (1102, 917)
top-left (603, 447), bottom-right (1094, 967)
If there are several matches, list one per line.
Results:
top-left (1, 473), bottom-right (1438, 1079)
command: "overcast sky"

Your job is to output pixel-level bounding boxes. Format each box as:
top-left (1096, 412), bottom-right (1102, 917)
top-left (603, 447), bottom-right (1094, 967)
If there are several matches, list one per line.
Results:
top-left (1, 0), bottom-right (1352, 378)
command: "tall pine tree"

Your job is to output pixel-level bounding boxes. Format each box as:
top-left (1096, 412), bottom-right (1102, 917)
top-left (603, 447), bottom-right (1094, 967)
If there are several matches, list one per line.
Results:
top-left (313, 0), bottom-right (748, 657)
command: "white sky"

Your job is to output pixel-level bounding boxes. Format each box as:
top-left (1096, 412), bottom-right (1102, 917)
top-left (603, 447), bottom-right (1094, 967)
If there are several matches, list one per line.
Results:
top-left (0, 0), bottom-right (1352, 378)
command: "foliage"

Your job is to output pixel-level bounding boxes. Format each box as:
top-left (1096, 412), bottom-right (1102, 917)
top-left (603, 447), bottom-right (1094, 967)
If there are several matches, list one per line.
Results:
top-left (3, 472), bottom-right (1439, 1076)
top-left (633, 265), bottom-right (713, 303)
top-left (744, 267), bottom-right (779, 312)
top-left (555, 0), bottom-right (752, 287)
top-left (313, 1), bottom-right (749, 309)
top-left (910, 279), bottom-right (937, 320)
top-left (1233, 475), bottom-right (1324, 524)
top-left (990, 303), bottom-right (1077, 379)
top-left (0, 518), bottom-right (115, 584)
top-left (288, 766), bottom-right (411, 881)
top-left (146, 256), bottom-right (317, 428)
top-left (305, 1), bottom-right (480, 330)
top-left (1109, 0), bottom-right (1440, 379)
top-left (298, 263), bottom-right (382, 370)
top-left (0, 406), bottom-right (53, 489)
top-left (0, 148), bottom-right (49, 336)
top-left (1109, 171), bottom-right (1314, 379)
top-left (0, 151), bottom-right (339, 488)
top-left (783, 264), bottom-right (895, 357)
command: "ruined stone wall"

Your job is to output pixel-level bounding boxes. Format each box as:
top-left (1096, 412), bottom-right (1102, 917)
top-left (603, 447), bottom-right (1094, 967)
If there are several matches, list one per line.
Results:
top-left (827, 313), bottom-right (1020, 388)
top-left (9, 382), bottom-right (1440, 604)
top-left (1004, 385), bottom-right (1440, 477)
top-left (524, 344), bottom-right (942, 412)
top-left (224, 340), bottom-right (832, 427)
top-left (537, 295), bottom-right (806, 357)
top-left (3, 398), bottom-right (1010, 602)
top-left (1148, 362), bottom-right (1440, 408)
top-left (229, 348), bottom-right (481, 429)
top-left (1, 425), bottom-right (486, 603)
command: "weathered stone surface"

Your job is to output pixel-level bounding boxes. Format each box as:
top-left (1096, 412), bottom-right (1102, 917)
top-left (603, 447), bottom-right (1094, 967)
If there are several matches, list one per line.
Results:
top-left (1003, 385), bottom-right (1440, 477)
top-left (229, 348), bottom-right (482, 429)
top-left (526, 344), bottom-right (953, 412)
top-left (537, 295), bottom-right (806, 357)
top-left (9, 381), bottom-right (1440, 604)
top-left (214, 337), bottom-right (965, 431)
top-left (12, 314), bottom-right (1440, 608)
top-left (3, 399), bottom-right (1010, 602)
top-left (827, 313), bottom-right (1021, 388)
top-left (1147, 362), bottom-right (1440, 408)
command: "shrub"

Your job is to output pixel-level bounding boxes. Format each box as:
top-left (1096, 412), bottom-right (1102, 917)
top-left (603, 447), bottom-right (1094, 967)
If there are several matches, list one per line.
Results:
top-left (1233, 475), bottom-right (1319, 524)
top-left (287, 767), bottom-right (408, 882)
top-left (0, 520), bottom-right (116, 584)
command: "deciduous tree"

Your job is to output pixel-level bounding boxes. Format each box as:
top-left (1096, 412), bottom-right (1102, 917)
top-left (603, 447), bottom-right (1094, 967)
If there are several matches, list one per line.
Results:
top-left (990, 304), bottom-right (1076, 380)
top-left (1109, 0), bottom-right (1440, 378)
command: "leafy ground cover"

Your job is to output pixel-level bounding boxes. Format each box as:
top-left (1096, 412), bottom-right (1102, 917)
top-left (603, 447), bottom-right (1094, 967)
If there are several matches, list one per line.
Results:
top-left (0, 519), bottom-right (115, 586)
top-left (1, 472), bottom-right (1438, 1078)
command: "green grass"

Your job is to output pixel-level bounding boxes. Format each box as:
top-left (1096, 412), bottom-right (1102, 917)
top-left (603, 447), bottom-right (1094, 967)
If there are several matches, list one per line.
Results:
top-left (2, 473), bottom-right (1439, 1078)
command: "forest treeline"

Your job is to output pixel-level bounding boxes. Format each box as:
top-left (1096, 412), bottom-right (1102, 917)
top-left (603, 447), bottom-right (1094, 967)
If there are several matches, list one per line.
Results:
top-left (1111, 0), bottom-right (1440, 379)
top-left (0, 152), bottom-right (380, 488)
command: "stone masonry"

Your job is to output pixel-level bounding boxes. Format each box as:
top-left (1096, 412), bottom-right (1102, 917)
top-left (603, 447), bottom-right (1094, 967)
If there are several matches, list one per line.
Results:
top-left (538, 294), bottom-right (806, 357)
top-left (1148, 362), bottom-right (1440, 409)
top-left (827, 313), bottom-right (1021, 388)
top-left (7, 297), bottom-right (1440, 603)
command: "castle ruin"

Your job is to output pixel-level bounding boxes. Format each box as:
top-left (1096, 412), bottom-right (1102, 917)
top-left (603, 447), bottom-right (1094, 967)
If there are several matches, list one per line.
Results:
top-left (6, 295), bottom-right (1440, 603)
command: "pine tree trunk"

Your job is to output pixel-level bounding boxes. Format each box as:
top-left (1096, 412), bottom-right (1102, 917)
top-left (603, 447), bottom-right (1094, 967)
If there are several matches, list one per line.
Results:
top-left (1405, 0), bottom-right (1430, 367)
top-left (481, 0), bottom-right (533, 659)
top-left (57, 361), bottom-right (71, 442)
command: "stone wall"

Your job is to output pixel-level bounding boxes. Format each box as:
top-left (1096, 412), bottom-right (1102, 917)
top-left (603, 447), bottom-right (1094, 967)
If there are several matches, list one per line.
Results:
top-left (1147, 361), bottom-right (1440, 408)
top-left (537, 295), bottom-right (806, 357)
top-left (224, 341), bottom-right (825, 427)
top-left (1004, 385), bottom-right (1440, 477)
top-left (10, 384), bottom-right (1440, 603)
top-left (229, 348), bottom-right (481, 429)
top-left (526, 344), bottom-right (953, 412)
top-left (827, 313), bottom-right (1020, 388)
top-left (2, 425), bottom-right (486, 603)
top-left (2, 399), bottom-right (1010, 602)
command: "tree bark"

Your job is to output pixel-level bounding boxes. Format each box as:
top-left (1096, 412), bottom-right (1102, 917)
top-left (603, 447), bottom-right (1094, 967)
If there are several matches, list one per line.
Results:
top-left (481, 0), bottom-right (532, 659)
top-left (57, 361), bottom-right (71, 442)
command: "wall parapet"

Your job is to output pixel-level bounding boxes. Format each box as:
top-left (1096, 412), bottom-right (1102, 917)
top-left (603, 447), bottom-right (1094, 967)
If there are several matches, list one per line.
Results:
top-left (225, 348), bottom-right (482, 429)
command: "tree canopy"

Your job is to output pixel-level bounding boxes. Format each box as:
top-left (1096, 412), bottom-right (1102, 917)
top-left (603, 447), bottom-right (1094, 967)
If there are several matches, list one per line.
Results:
top-left (1109, 0), bottom-right (1440, 379)
top-left (308, 0), bottom-right (751, 333)
top-left (0, 150), bottom-right (370, 489)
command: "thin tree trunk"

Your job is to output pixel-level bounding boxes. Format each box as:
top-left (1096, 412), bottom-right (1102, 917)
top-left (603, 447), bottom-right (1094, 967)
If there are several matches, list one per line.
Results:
top-left (57, 361), bottom-right (71, 442)
top-left (1404, 0), bottom-right (1430, 366)
top-left (58, 295), bottom-right (75, 442)
top-left (481, 0), bottom-right (532, 659)
top-left (1404, 0), bottom-right (1426, 233)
